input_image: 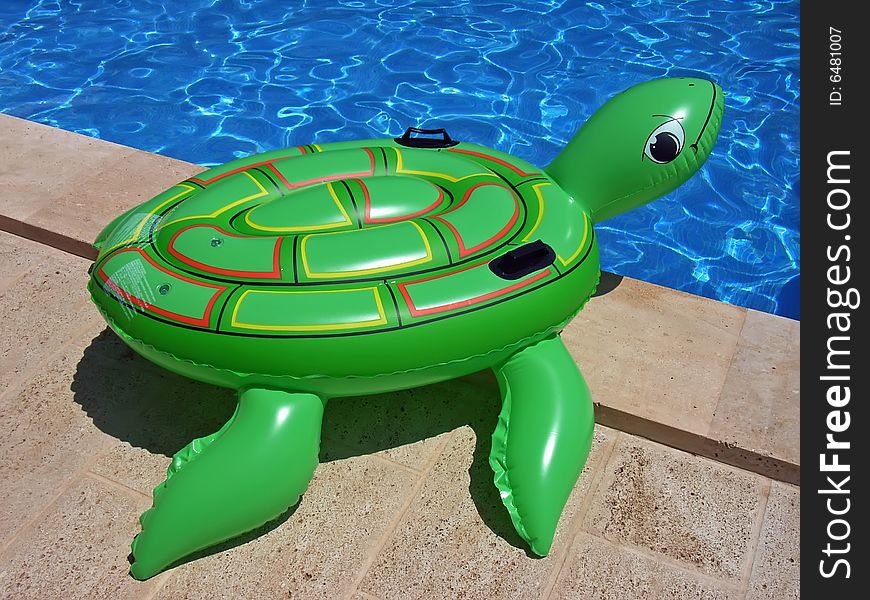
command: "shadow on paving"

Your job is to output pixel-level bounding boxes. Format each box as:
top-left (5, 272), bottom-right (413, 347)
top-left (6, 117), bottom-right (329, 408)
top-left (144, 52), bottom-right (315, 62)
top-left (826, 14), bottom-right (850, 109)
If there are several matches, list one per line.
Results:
top-left (593, 270), bottom-right (623, 297)
top-left (71, 328), bottom-right (531, 564)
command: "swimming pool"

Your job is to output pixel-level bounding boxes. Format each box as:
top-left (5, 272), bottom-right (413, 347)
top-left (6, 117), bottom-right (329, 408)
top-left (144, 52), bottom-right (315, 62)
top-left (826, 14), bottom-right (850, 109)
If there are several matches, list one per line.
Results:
top-left (0, 0), bottom-right (800, 319)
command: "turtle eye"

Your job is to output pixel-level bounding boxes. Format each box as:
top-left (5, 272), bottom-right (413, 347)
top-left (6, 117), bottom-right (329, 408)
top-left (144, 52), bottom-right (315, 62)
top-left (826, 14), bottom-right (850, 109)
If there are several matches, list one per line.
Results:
top-left (643, 119), bottom-right (685, 164)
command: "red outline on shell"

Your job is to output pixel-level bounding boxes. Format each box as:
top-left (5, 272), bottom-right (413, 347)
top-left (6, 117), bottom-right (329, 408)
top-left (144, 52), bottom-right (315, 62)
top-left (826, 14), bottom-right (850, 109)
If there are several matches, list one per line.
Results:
top-left (167, 225), bottom-right (283, 279)
top-left (432, 182), bottom-right (519, 258)
top-left (359, 178), bottom-right (445, 224)
top-left (447, 147), bottom-right (540, 177)
top-left (189, 147), bottom-right (306, 185)
top-left (397, 262), bottom-right (551, 317)
top-left (271, 147), bottom-right (376, 190)
top-left (98, 248), bottom-right (226, 327)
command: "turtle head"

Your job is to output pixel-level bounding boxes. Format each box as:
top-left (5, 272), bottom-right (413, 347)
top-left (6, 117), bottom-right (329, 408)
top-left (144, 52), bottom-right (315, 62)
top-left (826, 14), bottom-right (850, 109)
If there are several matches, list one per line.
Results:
top-left (546, 77), bottom-right (724, 223)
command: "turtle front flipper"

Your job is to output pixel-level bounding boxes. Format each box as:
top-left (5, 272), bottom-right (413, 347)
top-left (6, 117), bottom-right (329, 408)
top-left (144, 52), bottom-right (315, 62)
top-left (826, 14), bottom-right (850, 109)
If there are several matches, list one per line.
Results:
top-left (129, 388), bottom-right (325, 580)
top-left (490, 334), bottom-right (594, 556)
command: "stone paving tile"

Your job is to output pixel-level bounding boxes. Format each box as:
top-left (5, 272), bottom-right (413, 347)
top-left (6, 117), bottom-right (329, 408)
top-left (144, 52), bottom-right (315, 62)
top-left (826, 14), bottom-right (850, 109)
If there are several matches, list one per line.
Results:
top-left (0, 476), bottom-right (159, 600)
top-left (709, 310), bottom-right (801, 466)
top-left (0, 231), bottom-right (49, 294)
top-left (26, 148), bottom-right (202, 247)
top-left (563, 277), bottom-right (746, 436)
top-left (0, 115), bottom-right (131, 221)
top-left (746, 481), bottom-right (800, 599)
top-left (0, 314), bottom-right (231, 545)
top-left (154, 454), bottom-right (418, 600)
top-left (90, 443), bottom-right (171, 498)
top-left (77, 327), bottom-right (236, 492)
top-left (321, 370), bottom-right (500, 471)
top-left (358, 425), bottom-right (614, 600)
top-left (0, 333), bottom-right (111, 543)
top-left (0, 114), bottom-right (201, 243)
top-left (551, 533), bottom-right (739, 600)
top-left (582, 435), bottom-right (765, 583)
top-left (0, 232), bottom-right (97, 394)
top-left (89, 356), bottom-right (478, 498)
top-left (0, 312), bottom-right (419, 597)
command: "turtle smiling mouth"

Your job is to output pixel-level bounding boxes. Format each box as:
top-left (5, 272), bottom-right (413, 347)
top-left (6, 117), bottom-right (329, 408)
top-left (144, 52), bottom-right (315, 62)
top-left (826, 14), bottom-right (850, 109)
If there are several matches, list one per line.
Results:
top-left (690, 80), bottom-right (718, 153)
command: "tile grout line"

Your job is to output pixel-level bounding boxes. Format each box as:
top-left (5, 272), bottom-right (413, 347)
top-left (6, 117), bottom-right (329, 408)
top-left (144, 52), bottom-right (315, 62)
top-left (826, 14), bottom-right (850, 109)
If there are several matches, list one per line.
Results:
top-left (0, 312), bottom-right (102, 406)
top-left (320, 434), bottom-right (426, 477)
top-left (738, 477), bottom-right (772, 598)
top-left (367, 452), bottom-right (426, 477)
top-left (0, 439), bottom-right (111, 560)
top-left (89, 463), bottom-right (194, 598)
top-left (582, 529), bottom-right (745, 593)
top-left (84, 470), bottom-right (153, 502)
top-left (703, 309), bottom-right (749, 438)
top-left (539, 430), bottom-right (621, 600)
top-left (567, 432), bottom-right (751, 593)
top-left (342, 430), bottom-right (455, 600)
top-left (138, 570), bottom-right (175, 600)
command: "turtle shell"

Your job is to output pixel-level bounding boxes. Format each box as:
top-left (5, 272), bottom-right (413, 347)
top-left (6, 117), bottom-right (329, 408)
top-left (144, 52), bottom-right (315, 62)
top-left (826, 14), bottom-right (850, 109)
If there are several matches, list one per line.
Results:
top-left (89, 138), bottom-right (599, 389)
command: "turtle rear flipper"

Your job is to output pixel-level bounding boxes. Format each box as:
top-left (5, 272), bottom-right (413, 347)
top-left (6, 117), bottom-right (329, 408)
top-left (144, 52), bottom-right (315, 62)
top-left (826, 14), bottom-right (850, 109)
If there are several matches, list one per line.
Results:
top-left (490, 334), bottom-right (594, 556)
top-left (130, 388), bottom-right (325, 580)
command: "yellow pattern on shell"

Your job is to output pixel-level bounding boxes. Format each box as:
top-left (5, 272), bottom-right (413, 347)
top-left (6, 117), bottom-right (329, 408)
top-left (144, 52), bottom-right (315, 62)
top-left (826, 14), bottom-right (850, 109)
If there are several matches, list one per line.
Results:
top-left (300, 220), bottom-right (433, 278)
top-left (522, 182), bottom-right (590, 266)
top-left (230, 287), bottom-right (387, 332)
top-left (393, 147), bottom-right (498, 183)
top-left (243, 182), bottom-right (354, 233)
top-left (163, 172), bottom-right (270, 228)
top-left (100, 184), bottom-right (196, 257)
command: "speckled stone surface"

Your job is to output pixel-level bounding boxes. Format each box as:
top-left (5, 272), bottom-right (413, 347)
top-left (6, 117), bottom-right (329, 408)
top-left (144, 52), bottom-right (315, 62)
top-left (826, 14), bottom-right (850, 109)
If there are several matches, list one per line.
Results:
top-left (0, 477), bottom-right (160, 600)
top-left (357, 425), bottom-right (615, 600)
top-left (0, 334), bottom-right (109, 543)
top-left (709, 310), bottom-right (801, 466)
top-left (321, 370), bottom-right (500, 471)
top-left (582, 435), bottom-right (765, 582)
top-left (0, 115), bottom-right (132, 222)
top-left (26, 148), bottom-right (203, 246)
top-left (0, 232), bottom-right (97, 394)
top-left (551, 533), bottom-right (740, 600)
top-left (153, 455), bottom-right (418, 599)
top-left (563, 276), bottom-right (747, 436)
top-left (91, 443), bottom-right (170, 497)
top-left (0, 312), bottom-right (794, 600)
top-left (746, 482), bottom-right (800, 599)
top-left (0, 114), bottom-right (201, 242)
top-left (0, 232), bottom-right (48, 294)
top-left (79, 327), bottom-right (237, 494)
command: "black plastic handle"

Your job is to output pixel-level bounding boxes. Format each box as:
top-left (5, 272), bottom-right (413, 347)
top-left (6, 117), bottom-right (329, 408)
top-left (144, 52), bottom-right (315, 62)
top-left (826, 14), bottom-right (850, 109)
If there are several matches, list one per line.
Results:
top-left (394, 127), bottom-right (459, 149)
top-left (489, 240), bottom-right (556, 280)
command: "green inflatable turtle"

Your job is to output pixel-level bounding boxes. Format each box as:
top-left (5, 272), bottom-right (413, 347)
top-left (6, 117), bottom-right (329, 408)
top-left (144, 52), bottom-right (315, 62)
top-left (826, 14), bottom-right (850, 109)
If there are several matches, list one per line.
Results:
top-left (88, 77), bottom-right (723, 579)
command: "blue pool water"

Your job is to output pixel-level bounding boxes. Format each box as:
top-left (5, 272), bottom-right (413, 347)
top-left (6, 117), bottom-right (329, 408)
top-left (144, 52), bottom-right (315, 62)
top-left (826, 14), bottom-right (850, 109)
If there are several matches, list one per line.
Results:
top-left (0, 0), bottom-right (800, 319)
